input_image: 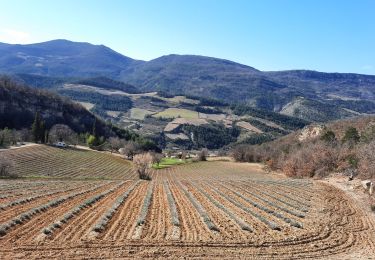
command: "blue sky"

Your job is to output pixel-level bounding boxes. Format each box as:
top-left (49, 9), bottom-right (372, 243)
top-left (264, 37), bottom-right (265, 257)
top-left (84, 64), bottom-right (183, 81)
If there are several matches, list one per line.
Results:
top-left (0, 0), bottom-right (374, 74)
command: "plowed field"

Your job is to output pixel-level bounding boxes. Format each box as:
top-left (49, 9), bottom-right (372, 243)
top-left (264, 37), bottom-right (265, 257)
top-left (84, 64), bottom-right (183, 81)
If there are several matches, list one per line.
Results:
top-left (1, 153), bottom-right (374, 259)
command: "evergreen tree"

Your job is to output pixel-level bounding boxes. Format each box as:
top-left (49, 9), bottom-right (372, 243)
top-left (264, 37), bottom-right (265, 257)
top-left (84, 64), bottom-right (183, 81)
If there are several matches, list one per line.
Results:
top-left (342, 127), bottom-right (360, 144)
top-left (31, 112), bottom-right (46, 143)
top-left (40, 120), bottom-right (46, 143)
top-left (321, 130), bottom-right (336, 144)
top-left (92, 118), bottom-right (97, 138)
top-left (31, 112), bottom-right (41, 143)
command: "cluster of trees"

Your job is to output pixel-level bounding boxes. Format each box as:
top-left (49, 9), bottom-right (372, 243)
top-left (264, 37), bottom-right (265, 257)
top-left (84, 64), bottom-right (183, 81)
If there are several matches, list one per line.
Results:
top-left (230, 104), bottom-right (308, 130)
top-left (193, 105), bottom-right (221, 114)
top-left (59, 90), bottom-right (133, 112)
top-left (0, 76), bottom-right (113, 136)
top-left (238, 133), bottom-right (274, 145)
top-left (0, 128), bottom-right (29, 148)
top-left (233, 123), bottom-right (375, 179)
top-left (74, 77), bottom-right (139, 94)
top-left (182, 123), bottom-right (240, 149)
top-left (0, 107), bottom-right (159, 154)
top-left (244, 119), bottom-right (287, 135)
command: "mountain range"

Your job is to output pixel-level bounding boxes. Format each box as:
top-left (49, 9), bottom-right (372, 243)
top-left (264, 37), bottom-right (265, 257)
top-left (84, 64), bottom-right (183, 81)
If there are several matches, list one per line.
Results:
top-left (1, 39), bottom-right (375, 122)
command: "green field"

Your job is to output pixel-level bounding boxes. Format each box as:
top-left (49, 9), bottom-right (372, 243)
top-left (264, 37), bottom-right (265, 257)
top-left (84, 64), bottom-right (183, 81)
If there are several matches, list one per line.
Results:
top-left (130, 108), bottom-right (155, 120)
top-left (153, 108), bottom-right (199, 119)
top-left (152, 157), bottom-right (191, 169)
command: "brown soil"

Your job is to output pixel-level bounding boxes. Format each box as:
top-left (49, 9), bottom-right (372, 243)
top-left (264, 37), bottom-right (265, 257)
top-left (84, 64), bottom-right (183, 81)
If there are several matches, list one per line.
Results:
top-left (1, 162), bottom-right (374, 259)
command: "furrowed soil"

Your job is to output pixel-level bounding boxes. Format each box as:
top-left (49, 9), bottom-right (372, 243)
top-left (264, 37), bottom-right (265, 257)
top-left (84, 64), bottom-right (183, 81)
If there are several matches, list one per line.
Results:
top-left (0, 154), bottom-right (374, 259)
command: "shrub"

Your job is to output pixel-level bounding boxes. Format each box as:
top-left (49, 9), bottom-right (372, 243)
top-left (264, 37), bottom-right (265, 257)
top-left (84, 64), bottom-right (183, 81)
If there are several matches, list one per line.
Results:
top-left (282, 142), bottom-right (337, 178)
top-left (133, 153), bottom-right (153, 180)
top-left (93, 181), bottom-right (140, 233)
top-left (320, 130), bottom-right (337, 144)
top-left (357, 140), bottom-right (375, 178)
top-left (342, 127), bottom-right (360, 145)
top-left (163, 181), bottom-right (180, 226)
top-left (87, 135), bottom-right (97, 147)
top-left (178, 182), bottom-right (219, 231)
top-left (136, 184), bottom-right (154, 226)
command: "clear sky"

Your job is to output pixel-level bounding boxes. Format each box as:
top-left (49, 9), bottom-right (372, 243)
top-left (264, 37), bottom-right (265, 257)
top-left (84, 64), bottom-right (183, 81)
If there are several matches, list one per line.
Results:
top-left (0, 0), bottom-right (374, 74)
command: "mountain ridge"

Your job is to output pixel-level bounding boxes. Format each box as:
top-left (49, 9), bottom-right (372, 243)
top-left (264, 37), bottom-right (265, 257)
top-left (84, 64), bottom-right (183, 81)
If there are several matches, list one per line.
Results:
top-left (1, 39), bottom-right (374, 122)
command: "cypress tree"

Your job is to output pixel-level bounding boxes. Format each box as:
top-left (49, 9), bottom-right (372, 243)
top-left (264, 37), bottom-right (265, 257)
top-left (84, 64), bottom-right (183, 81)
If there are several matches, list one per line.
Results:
top-left (40, 120), bottom-right (46, 143)
top-left (31, 112), bottom-right (46, 143)
top-left (31, 112), bottom-right (41, 143)
top-left (92, 118), bottom-right (97, 138)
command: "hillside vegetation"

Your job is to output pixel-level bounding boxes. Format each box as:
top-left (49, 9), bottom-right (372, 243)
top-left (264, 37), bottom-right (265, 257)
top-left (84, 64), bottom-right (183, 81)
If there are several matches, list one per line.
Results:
top-left (233, 116), bottom-right (375, 179)
top-left (0, 77), bottom-right (159, 152)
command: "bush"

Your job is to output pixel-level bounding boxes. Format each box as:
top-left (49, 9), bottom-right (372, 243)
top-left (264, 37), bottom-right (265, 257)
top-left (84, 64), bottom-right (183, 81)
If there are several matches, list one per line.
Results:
top-left (0, 155), bottom-right (17, 178)
top-left (87, 135), bottom-right (97, 147)
top-left (357, 140), bottom-right (375, 178)
top-left (320, 130), bottom-right (337, 144)
top-left (342, 127), bottom-right (360, 145)
top-left (133, 153), bottom-right (153, 180)
top-left (282, 142), bottom-right (337, 178)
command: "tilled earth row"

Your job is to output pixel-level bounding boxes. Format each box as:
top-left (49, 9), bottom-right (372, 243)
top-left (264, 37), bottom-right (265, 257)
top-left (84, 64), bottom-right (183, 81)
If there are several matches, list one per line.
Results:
top-left (1, 162), bottom-right (374, 259)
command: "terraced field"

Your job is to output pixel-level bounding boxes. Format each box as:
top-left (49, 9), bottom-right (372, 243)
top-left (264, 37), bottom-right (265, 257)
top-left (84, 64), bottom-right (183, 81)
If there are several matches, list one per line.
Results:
top-left (0, 150), bottom-right (374, 258)
top-left (3, 145), bottom-right (135, 180)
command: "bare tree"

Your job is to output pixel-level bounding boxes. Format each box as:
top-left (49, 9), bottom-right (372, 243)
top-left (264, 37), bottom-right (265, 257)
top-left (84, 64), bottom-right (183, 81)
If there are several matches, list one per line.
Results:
top-left (133, 153), bottom-right (153, 180)
top-left (197, 148), bottom-right (208, 161)
top-left (180, 151), bottom-right (187, 160)
top-left (48, 124), bottom-right (75, 144)
top-left (17, 128), bottom-right (30, 144)
top-left (0, 128), bottom-right (14, 147)
top-left (151, 152), bottom-right (164, 167)
top-left (0, 154), bottom-right (17, 178)
top-left (119, 141), bottom-right (140, 160)
top-left (108, 137), bottom-right (124, 153)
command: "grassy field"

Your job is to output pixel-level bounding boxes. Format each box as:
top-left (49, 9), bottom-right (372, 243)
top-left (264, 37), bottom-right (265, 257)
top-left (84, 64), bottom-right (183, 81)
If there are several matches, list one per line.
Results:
top-left (152, 157), bottom-right (190, 169)
top-left (158, 95), bottom-right (199, 105)
top-left (153, 108), bottom-right (199, 119)
top-left (129, 108), bottom-right (155, 120)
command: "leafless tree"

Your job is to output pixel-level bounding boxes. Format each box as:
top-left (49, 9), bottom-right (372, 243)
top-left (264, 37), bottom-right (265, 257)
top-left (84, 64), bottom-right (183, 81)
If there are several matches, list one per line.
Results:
top-left (119, 141), bottom-right (140, 160)
top-left (0, 154), bottom-right (17, 178)
top-left (48, 124), bottom-right (75, 144)
top-left (108, 137), bottom-right (124, 153)
top-left (133, 153), bottom-right (153, 180)
top-left (151, 152), bottom-right (164, 167)
top-left (17, 128), bottom-right (30, 144)
top-left (0, 128), bottom-right (15, 147)
top-left (180, 151), bottom-right (187, 160)
top-left (197, 148), bottom-right (208, 161)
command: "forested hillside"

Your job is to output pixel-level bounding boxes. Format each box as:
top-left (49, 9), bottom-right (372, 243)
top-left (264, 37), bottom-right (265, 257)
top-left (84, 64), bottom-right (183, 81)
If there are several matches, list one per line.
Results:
top-left (0, 40), bottom-right (374, 123)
